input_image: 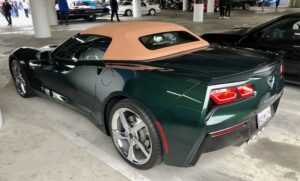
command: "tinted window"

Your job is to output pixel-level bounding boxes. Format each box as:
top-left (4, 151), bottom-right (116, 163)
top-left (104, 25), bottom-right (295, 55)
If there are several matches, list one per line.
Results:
top-left (53, 35), bottom-right (112, 61)
top-left (142, 2), bottom-right (146, 6)
top-left (139, 31), bottom-right (199, 50)
top-left (260, 18), bottom-right (300, 40)
top-left (122, 2), bottom-right (132, 5)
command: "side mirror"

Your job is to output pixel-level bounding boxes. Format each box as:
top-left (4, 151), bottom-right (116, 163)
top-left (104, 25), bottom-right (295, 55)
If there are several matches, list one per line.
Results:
top-left (36, 51), bottom-right (52, 61)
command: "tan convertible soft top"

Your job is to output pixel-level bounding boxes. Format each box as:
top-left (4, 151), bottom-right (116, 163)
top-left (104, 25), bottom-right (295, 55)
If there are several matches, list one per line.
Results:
top-left (80, 22), bottom-right (209, 61)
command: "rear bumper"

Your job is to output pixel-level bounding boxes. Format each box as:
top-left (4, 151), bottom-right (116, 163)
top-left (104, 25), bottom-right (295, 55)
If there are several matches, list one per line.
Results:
top-left (185, 91), bottom-right (282, 167)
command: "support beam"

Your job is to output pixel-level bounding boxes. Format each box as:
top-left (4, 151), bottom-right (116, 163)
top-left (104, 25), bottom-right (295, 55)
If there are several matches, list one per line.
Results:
top-left (0, 107), bottom-right (3, 129)
top-left (29, 0), bottom-right (51, 38)
top-left (207, 0), bottom-right (215, 13)
top-left (132, 0), bottom-right (142, 17)
top-left (193, 0), bottom-right (204, 22)
top-left (183, 0), bottom-right (188, 11)
top-left (45, 0), bottom-right (58, 26)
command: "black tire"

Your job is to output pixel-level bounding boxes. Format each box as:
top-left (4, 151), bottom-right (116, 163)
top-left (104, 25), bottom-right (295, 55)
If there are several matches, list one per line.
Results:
top-left (149, 9), bottom-right (156, 16)
top-left (9, 59), bottom-right (35, 98)
top-left (125, 9), bottom-right (132, 16)
top-left (86, 14), bottom-right (96, 22)
top-left (109, 99), bottom-right (163, 169)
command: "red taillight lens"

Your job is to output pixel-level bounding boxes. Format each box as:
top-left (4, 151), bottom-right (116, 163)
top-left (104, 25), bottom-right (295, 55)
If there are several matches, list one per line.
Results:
top-left (236, 84), bottom-right (254, 99)
top-left (280, 64), bottom-right (283, 79)
top-left (210, 88), bottom-right (238, 105)
top-left (210, 84), bottom-right (255, 105)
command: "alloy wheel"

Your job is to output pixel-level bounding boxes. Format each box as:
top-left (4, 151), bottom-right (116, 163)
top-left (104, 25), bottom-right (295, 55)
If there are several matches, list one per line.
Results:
top-left (11, 60), bottom-right (27, 96)
top-left (111, 108), bottom-right (152, 165)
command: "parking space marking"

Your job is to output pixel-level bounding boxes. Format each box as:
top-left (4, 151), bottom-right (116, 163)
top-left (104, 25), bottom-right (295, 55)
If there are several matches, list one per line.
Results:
top-left (50, 121), bottom-right (151, 181)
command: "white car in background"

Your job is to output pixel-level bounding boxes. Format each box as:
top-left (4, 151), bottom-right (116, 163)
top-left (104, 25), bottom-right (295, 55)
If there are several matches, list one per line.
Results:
top-left (118, 1), bottom-right (161, 16)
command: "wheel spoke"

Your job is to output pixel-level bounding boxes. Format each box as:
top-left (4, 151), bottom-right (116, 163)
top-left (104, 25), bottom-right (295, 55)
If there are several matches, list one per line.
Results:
top-left (118, 109), bottom-right (130, 132)
top-left (132, 118), bottom-right (146, 133)
top-left (136, 140), bottom-right (150, 159)
top-left (127, 142), bottom-right (136, 162)
top-left (112, 129), bottom-right (128, 140)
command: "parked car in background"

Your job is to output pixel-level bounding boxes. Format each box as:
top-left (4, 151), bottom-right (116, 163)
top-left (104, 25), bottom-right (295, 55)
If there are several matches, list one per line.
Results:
top-left (9, 22), bottom-right (284, 169)
top-left (56, 0), bottom-right (109, 22)
top-left (231, 0), bottom-right (256, 9)
top-left (117, 1), bottom-right (161, 16)
top-left (257, 0), bottom-right (276, 7)
top-left (202, 13), bottom-right (300, 84)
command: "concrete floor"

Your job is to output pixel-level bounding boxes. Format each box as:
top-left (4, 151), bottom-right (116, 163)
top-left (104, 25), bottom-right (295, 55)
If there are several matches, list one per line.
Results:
top-left (0, 9), bottom-right (300, 181)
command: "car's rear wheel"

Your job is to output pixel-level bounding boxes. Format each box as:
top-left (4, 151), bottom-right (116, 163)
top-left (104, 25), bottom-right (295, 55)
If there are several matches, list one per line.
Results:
top-left (10, 59), bottom-right (34, 98)
top-left (149, 9), bottom-right (156, 16)
top-left (125, 10), bottom-right (132, 16)
top-left (109, 99), bottom-right (163, 169)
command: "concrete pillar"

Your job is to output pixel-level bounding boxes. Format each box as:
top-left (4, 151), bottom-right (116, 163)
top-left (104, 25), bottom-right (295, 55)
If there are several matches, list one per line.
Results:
top-left (193, 0), bottom-right (204, 22)
top-left (0, 108), bottom-right (3, 129)
top-left (132, 0), bottom-right (141, 18)
top-left (45, 0), bottom-right (58, 26)
top-left (183, 0), bottom-right (188, 11)
top-left (207, 0), bottom-right (215, 13)
top-left (29, 0), bottom-right (51, 38)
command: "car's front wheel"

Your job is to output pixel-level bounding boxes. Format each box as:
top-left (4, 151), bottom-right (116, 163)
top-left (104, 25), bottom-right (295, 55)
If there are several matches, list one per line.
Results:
top-left (125, 9), bottom-right (132, 16)
top-left (10, 59), bottom-right (34, 98)
top-left (109, 99), bottom-right (163, 169)
top-left (149, 9), bottom-right (156, 16)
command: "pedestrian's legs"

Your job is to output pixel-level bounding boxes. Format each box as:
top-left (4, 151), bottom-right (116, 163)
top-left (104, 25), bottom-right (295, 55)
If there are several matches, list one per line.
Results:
top-left (24, 9), bottom-right (29, 18)
top-left (64, 12), bottom-right (69, 25)
top-left (115, 11), bottom-right (120, 21)
top-left (226, 6), bottom-right (231, 17)
top-left (60, 12), bottom-right (63, 25)
top-left (219, 6), bottom-right (224, 17)
top-left (111, 11), bottom-right (114, 21)
top-left (5, 14), bottom-right (12, 25)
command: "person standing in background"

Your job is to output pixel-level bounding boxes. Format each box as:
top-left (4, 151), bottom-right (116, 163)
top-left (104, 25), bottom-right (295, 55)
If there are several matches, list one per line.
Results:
top-left (21, 0), bottom-right (29, 18)
top-left (12, 1), bottom-right (19, 17)
top-left (2, 0), bottom-right (12, 26)
top-left (225, 0), bottom-right (232, 19)
top-left (58, 0), bottom-right (69, 25)
top-left (219, 0), bottom-right (225, 18)
top-left (110, 0), bottom-right (120, 22)
top-left (275, 0), bottom-right (280, 8)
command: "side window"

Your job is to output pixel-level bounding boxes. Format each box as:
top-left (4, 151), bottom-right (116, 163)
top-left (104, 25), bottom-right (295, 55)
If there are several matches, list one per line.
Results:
top-left (142, 2), bottom-right (146, 7)
top-left (123, 2), bottom-right (131, 6)
top-left (259, 18), bottom-right (300, 40)
top-left (53, 35), bottom-right (112, 61)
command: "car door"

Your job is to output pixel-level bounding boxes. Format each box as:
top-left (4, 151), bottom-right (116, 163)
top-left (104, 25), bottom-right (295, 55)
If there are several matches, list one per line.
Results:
top-left (239, 17), bottom-right (300, 77)
top-left (141, 2), bottom-right (147, 15)
top-left (33, 34), bottom-right (111, 115)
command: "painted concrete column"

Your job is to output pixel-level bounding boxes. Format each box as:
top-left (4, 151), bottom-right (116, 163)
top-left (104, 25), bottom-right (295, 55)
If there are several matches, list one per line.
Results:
top-left (207, 0), bottom-right (215, 13)
top-left (45, 0), bottom-right (58, 26)
top-left (132, 0), bottom-right (142, 17)
top-left (183, 0), bottom-right (188, 11)
top-left (0, 108), bottom-right (3, 128)
top-left (29, 0), bottom-right (51, 38)
top-left (193, 0), bottom-right (204, 22)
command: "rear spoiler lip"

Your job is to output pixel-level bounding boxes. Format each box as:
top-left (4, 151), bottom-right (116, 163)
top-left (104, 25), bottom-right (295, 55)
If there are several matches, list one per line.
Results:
top-left (207, 53), bottom-right (284, 86)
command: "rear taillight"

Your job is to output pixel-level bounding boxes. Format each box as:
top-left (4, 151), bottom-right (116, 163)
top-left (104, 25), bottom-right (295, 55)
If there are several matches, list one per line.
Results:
top-left (210, 84), bottom-right (255, 105)
top-left (280, 64), bottom-right (283, 79)
top-left (210, 88), bottom-right (238, 105)
top-left (236, 84), bottom-right (254, 99)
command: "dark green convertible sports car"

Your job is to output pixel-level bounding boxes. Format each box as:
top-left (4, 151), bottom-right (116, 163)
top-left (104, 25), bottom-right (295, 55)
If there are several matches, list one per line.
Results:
top-left (9, 22), bottom-right (284, 169)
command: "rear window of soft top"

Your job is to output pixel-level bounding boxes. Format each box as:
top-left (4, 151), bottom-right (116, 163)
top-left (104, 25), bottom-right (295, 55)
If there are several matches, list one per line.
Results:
top-left (139, 31), bottom-right (199, 50)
